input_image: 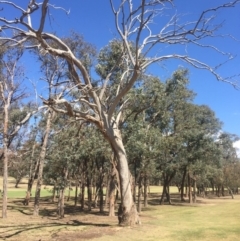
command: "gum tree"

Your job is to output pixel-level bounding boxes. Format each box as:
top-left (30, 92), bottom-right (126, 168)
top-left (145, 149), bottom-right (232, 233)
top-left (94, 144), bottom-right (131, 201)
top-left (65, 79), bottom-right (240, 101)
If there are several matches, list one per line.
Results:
top-left (0, 47), bottom-right (39, 218)
top-left (0, 0), bottom-right (239, 225)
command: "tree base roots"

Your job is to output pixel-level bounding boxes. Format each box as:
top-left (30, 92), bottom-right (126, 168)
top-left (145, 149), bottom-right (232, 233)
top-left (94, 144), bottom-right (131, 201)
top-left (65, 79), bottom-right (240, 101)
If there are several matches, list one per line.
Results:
top-left (118, 204), bottom-right (141, 226)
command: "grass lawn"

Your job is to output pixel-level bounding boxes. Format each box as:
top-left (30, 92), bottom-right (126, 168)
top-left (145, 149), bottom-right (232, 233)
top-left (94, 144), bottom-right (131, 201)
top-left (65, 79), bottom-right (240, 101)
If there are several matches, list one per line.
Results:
top-left (0, 177), bottom-right (56, 199)
top-left (0, 177), bottom-right (240, 241)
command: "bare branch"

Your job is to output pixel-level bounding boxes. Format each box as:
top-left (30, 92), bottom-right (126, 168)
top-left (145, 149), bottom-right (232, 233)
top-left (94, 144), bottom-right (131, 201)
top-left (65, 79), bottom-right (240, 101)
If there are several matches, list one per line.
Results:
top-left (38, 0), bottom-right (48, 33)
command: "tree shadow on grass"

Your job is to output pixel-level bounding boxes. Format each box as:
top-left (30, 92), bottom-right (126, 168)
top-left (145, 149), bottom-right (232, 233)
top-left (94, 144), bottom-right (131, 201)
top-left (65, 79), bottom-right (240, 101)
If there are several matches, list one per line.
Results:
top-left (0, 219), bottom-right (111, 240)
top-left (8, 198), bottom-right (111, 219)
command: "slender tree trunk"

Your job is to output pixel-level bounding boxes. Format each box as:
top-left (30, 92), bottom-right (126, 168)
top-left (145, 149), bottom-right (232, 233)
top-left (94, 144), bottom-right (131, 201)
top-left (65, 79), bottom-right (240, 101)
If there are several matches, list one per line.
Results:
top-left (2, 92), bottom-right (11, 218)
top-left (221, 185), bottom-right (225, 196)
top-left (105, 175), bottom-right (110, 209)
top-left (97, 164), bottom-right (104, 213)
top-left (15, 174), bottom-right (22, 188)
top-left (160, 174), bottom-right (167, 205)
top-left (87, 175), bottom-right (92, 211)
top-left (52, 183), bottom-right (56, 203)
top-left (227, 187), bottom-right (234, 199)
top-left (160, 172), bottom-right (175, 205)
top-left (193, 177), bottom-right (197, 203)
top-left (143, 175), bottom-right (148, 208)
top-left (57, 167), bottom-right (68, 218)
top-left (33, 110), bottom-right (52, 216)
top-left (180, 167), bottom-right (187, 201)
top-left (202, 185), bottom-right (206, 198)
top-left (217, 185), bottom-right (220, 197)
top-left (67, 185), bottom-right (71, 202)
top-left (80, 177), bottom-right (85, 210)
top-left (108, 166), bottom-right (116, 216)
top-left (24, 142), bottom-right (38, 205)
top-left (2, 148), bottom-right (8, 218)
top-left (185, 183), bottom-right (188, 197)
top-left (99, 185), bottom-right (104, 213)
top-left (137, 174), bottom-right (143, 213)
top-left (74, 180), bottom-right (79, 207)
top-left (211, 181), bottom-right (215, 195)
top-left (133, 161), bottom-right (137, 203)
top-left (92, 181), bottom-right (96, 207)
top-left (188, 172), bottom-right (192, 204)
top-left (166, 185), bottom-right (171, 205)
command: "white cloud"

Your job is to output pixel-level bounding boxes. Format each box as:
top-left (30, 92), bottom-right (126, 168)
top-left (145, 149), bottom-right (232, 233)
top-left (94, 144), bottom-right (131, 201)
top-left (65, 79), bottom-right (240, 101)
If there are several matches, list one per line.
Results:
top-left (233, 140), bottom-right (240, 157)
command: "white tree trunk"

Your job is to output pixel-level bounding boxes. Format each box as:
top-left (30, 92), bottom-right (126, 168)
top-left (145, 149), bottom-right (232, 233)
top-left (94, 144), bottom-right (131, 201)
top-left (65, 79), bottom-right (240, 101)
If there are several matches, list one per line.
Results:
top-left (104, 125), bottom-right (140, 226)
top-left (1, 89), bottom-right (12, 218)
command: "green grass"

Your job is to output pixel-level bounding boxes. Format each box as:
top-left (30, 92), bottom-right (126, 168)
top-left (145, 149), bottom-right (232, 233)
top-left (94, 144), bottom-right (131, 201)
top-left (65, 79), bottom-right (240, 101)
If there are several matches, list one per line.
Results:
top-left (5, 188), bottom-right (53, 199)
top-left (0, 176), bottom-right (76, 199)
top-left (96, 199), bottom-right (240, 241)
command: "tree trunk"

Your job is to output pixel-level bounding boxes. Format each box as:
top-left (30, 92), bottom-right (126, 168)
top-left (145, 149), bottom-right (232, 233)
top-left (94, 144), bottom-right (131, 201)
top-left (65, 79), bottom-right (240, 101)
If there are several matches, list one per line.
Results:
top-left (58, 188), bottom-right (65, 218)
top-left (160, 185), bottom-right (166, 205)
top-left (99, 185), bottom-right (104, 213)
top-left (221, 185), bottom-right (225, 196)
top-left (185, 183), bottom-right (188, 198)
top-left (105, 175), bottom-right (110, 209)
top-left (108, 168), bottom-right (116, 216)
top-left (180, 167), bottom-right (187, 201)
top-left (96, 112), bottom-right (140, 226)
top-left (87, 176), bottom-right (92, 211)
top-left (92, 181), bottom-right (97, 207)
top-left (137, 174), bottom-right (143, 213)
top-left (217, 185), bottom-right (220, 197)
top-left (74, 180), bottom-right (79, 206)
top-left (67, 185), bottom-right (71, 202)
top-left (211, 181), bottom-right (215, 194)
top-left (160, 172), bottom-right (175, 205)
top-left (15, 175), bottom-right (22, 188)
top-left (227, 187), bottom-right (234, 199)
top-left (188, 172), bottom-right (192, 204)
top-left (93, 157), bottom-right (105, 213)
top-left (143, 175), bottom-right (148, 208)
top-left (2, 93), bottom-right (11, 218)
top-left (133, 161), bottom-right (137, 203)
top-left (57, 167), bottom-right (68, 218)
top-left (24, 142), bottom-right (38, 205)
top-left (2, 149), bottom-right (8, 218)
top-left (160, 174), bottom-right (167, 205)
top-left (202, 185), bottom-right (206, 198)
top-left (166, 185), bottom-right (171, 205)
top-left (52, 183), bottom-right (56, 203)
top-left (192, 177), bottom-right (197, 203)
top-left (80, 177), bottom-right (85, 210)
top-left (104, 127), bottom-right (140, 226)
top-left (33, 110), bottom-right (52, 216)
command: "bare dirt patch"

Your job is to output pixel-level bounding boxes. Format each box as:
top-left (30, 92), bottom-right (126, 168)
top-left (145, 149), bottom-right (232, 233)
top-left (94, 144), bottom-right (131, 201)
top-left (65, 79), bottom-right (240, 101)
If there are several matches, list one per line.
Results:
top-left (0, 197), bottom-right (120, 241)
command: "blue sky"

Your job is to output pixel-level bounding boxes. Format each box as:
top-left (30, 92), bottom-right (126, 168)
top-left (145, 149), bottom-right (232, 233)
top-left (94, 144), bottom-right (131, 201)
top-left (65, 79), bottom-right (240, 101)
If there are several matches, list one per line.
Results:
top-left (1, 1), bottom-right (240, 140)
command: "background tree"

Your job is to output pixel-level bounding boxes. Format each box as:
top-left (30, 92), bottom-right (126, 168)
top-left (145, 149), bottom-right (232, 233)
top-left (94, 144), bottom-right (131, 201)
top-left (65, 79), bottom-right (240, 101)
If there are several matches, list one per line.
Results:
top-left (0, 47), bottom-right (36, 218)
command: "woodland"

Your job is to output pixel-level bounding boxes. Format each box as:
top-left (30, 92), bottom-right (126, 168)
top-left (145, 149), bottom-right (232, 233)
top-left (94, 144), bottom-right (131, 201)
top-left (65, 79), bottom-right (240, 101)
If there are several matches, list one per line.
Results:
top-left (0, 0), bottom-right (240, 229)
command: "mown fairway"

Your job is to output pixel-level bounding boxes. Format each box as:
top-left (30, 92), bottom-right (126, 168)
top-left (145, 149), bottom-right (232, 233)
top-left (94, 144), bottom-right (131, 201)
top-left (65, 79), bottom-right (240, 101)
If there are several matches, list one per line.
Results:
top-left (0, 178), bottom-right (240, 241)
